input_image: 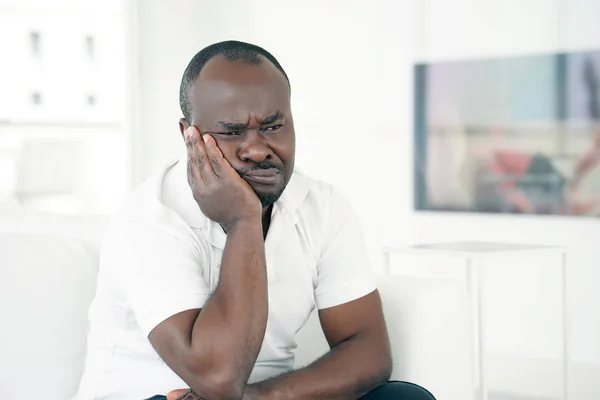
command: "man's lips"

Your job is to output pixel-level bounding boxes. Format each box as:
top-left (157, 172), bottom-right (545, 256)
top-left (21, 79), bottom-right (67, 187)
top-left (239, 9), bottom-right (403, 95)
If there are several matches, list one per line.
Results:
top-left (242, 168), bottom-right (280, 185)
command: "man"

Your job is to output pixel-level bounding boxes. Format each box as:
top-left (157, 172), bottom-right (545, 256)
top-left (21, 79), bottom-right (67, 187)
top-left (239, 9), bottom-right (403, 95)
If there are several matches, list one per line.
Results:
top-left (75, 40), bottom-right (435, 400)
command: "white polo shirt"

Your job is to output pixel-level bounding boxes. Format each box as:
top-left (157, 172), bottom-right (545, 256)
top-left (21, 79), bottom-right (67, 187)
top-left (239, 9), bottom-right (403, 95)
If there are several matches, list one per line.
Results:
top-left (75, 157), bottom-right (376, 400)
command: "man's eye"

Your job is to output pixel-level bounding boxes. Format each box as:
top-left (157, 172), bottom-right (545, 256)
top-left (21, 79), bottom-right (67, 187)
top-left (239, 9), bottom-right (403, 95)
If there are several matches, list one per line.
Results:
top-left (264, 124), bottom-right (283, 132)
top-left (221, 131), bottom-right (240, 136)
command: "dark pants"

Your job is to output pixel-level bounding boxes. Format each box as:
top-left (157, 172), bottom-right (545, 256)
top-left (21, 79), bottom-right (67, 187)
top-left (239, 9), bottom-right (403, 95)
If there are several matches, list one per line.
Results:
top-left (361, 381), bottom-right (436, 399)
top-left (146, 381), bottom-right (435, 399)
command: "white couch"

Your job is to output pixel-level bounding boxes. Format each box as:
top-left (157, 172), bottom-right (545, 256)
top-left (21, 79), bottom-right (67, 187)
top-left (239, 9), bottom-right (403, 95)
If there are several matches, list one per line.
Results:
top-left (0, 206), bottom-right (471, 399)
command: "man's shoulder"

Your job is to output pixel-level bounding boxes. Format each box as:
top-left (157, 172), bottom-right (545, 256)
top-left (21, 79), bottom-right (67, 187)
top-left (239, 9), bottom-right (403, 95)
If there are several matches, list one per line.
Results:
top-left (115, 173), bottom-right (168, 223)
top-left (290, 170), bottom-right (355, 224)
top-left (294, 170), bottom-right (336, 198)
top-left (107, 161), bottom-right (194, 239)
top-left (288, 170), bottom-right (335, 212)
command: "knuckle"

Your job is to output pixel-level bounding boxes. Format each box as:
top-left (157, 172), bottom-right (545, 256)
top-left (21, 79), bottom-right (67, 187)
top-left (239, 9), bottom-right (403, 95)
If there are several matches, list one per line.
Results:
top-left (210, 158), bottom-right (221, 170)
top-left (187, 158), bottom-right (198, 173)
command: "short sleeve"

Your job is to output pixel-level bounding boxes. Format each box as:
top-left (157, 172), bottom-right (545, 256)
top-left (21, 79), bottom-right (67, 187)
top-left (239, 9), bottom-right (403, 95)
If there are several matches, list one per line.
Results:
top-left (101, 217), bottom-right (211, 337)
top-left (314, 189), bottom-right (377, 310)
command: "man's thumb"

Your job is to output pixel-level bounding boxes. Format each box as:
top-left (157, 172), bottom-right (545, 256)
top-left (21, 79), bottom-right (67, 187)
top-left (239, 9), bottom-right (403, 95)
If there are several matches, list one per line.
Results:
top-left (167, 389), bottom-right (190, 400)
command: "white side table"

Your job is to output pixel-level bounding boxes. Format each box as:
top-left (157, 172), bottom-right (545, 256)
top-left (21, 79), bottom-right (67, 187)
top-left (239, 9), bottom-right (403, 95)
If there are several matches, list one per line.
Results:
top-left (383, 242), bottom-right (568, 400)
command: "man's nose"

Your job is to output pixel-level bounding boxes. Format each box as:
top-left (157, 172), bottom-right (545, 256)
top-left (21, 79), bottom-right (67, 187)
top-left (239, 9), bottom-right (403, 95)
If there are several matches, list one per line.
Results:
top-left (238, 130), bottom-right (272, 163)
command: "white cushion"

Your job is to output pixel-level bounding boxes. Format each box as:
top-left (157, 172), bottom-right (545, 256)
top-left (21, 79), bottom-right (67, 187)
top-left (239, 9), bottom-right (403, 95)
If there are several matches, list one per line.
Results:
top-left (0, 234), bottom-right (99, 400)
top-left (0, 208), bottom-right (109, 252)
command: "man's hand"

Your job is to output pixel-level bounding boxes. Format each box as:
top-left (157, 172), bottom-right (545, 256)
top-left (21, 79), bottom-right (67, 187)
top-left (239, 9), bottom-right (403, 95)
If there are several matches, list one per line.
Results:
top-left (167, 389), bottom-right (203, 400)
top-left (185, 125), bottom-right (261, 230)
top-left (166, 385), bottom-right (266, 400)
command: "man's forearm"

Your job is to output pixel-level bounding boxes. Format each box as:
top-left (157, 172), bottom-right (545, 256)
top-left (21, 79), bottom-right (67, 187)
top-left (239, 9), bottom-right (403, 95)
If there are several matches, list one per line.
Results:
top-left (244, 332), bottom-right (391, 400)
top-left (187, 219), bottom-right (269, 396)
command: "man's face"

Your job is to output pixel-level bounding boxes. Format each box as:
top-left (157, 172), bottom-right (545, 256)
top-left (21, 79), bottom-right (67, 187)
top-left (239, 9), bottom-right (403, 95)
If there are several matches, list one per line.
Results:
top-left (180, 55), bottom-right (295, 208)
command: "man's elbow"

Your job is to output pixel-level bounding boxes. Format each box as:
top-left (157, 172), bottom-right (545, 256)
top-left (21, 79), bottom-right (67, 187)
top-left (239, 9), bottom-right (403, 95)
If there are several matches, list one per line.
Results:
top-left (374, 350), bottom-right (393, 383)
top-left (379, 357), bottom-right (393, 382)
top-left (184, 361), bottom-right (246, 400)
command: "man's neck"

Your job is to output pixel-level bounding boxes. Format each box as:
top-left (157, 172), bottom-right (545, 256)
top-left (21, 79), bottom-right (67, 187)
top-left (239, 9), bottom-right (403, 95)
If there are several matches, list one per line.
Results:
top-left (261, 204), bottom-right (273, 239)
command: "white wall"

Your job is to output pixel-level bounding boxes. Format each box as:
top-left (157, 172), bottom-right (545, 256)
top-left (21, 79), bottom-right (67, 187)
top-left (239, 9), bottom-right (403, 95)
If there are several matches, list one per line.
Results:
top-left (135, 0), bottom-right (600, 397)
top-left (0, 0), bottom-right (130, 214)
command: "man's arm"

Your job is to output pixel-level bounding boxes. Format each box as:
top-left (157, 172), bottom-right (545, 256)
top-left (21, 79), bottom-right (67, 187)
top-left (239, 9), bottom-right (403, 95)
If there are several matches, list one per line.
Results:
top-left (150, 128), bottom-right (268, 400)
top-left (244, 290), bottom-right (392, 400)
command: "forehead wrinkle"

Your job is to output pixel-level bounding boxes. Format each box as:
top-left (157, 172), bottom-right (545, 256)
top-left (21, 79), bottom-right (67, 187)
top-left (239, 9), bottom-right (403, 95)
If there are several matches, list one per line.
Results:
top-left (189, 73), bottom-right (289, 130)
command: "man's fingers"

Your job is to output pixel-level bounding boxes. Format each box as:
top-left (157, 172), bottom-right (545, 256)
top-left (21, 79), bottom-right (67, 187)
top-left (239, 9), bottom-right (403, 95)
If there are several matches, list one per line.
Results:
top-left (185, 126), bottom-right (214, 179)
top-left (166, 389), bottom-right (190, 400)
top-left (203, 134), bottom-right (228, 177)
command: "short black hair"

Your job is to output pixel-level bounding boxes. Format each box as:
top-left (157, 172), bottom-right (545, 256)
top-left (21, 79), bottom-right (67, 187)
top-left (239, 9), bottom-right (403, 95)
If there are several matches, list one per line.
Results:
top-left (179, 40), bottom-right (290, 122)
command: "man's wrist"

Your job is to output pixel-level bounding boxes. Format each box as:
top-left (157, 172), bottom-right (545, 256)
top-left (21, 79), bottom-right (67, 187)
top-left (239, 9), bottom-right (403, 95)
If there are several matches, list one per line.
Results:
top-left (244, 382), bottom-right (282, 400)
top-left (223, 216), bottom-right (262, 235)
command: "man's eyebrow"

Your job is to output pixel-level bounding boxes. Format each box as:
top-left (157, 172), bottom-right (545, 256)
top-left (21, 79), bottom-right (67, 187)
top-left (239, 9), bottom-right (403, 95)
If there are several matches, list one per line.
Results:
top-left (218, 121), bottom-right (249, 131)
top-left (259, 111), bottom-right (284, 125)
top-left (216, 111), bottom-right (284, 131)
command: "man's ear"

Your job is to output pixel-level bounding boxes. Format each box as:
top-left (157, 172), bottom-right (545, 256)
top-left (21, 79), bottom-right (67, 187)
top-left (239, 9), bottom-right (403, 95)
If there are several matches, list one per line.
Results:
top-left (179, 118), bottom-right (189, 139)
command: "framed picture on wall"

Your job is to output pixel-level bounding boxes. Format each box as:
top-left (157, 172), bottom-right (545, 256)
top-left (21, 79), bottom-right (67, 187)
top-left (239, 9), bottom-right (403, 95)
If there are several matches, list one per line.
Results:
top-left (414, 49), bottom-right (600, 216)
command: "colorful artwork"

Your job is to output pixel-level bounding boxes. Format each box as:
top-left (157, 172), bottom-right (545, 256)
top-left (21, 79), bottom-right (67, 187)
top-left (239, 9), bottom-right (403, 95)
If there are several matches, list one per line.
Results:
top-left (414, 50), bottom-right (600, 216)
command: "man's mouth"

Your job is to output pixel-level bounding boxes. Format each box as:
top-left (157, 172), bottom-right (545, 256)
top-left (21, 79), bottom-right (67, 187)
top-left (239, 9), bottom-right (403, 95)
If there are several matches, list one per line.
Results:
top-left (242, 168), bottom-right (280, 185)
